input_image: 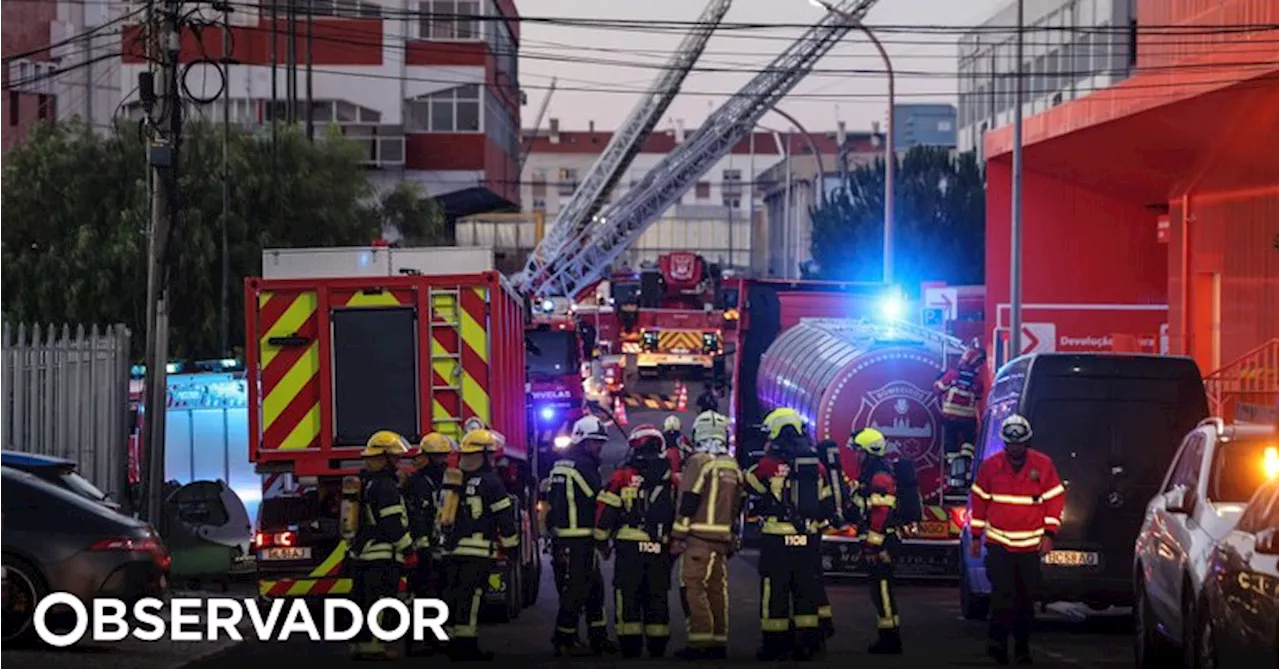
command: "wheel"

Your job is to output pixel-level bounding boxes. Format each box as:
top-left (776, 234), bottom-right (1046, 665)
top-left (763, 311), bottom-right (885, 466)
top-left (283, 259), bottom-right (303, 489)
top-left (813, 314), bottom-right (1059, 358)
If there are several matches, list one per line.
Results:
top-left (2, 555), bottom-right (48, 646)
top-left (959, 557), bottom-right (990, 621)
top-left (522, 555), bottom-right (541, 607)
top-left (1195, 606), bottom-right (1217, 669)
top-left (505, 560), bottom-right (521, 621)
top-left (1134, 578), bottom-right (1178, 668)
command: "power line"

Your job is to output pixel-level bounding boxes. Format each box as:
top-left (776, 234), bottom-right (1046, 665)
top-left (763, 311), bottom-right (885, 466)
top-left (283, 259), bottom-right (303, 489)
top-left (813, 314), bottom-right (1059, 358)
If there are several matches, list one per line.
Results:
top-left (2, 5), bottom-right (146, 64)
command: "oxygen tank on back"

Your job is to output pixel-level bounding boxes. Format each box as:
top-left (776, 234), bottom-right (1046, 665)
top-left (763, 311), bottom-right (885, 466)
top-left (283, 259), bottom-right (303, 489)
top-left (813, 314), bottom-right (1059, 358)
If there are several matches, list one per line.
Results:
top-left (892, 458), bottom-right (923, 523)
top-left (339, 475), bottom-right (362, 540)
top-left (436, 467), bottom-right (465, 538)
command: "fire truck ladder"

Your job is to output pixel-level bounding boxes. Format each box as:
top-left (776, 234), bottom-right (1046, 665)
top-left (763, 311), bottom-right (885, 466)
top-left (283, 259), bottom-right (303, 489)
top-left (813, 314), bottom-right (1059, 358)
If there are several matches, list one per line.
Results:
top-left (525, 0), bottom-right (882, 300)
top-left (427, 287), bottom-right (466, 440)
top-left (514, 0), bottom-right (734, 292)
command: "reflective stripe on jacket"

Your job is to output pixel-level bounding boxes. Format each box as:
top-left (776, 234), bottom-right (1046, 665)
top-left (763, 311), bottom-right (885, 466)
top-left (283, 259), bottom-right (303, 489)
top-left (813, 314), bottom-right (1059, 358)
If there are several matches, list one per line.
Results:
top-left (672, 453), bottom-right (743, 542)
top-left (969, 449), bottom-right (1065, 552)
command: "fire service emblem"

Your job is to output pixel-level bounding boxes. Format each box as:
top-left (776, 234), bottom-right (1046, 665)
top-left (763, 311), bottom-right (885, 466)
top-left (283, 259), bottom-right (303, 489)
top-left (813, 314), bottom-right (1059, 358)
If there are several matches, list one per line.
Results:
top-left (668, 253), bottom-right (696, 282)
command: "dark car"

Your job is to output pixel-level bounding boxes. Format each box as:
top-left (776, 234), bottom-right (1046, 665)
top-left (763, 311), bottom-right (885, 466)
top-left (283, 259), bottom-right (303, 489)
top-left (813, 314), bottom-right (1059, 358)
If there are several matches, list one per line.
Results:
top-left (1197, 479), bottom-right (1278, 669)
top-left (1, 450), bottom-right (120, 511)
top-left (2, 466), bottom-right (170, 644)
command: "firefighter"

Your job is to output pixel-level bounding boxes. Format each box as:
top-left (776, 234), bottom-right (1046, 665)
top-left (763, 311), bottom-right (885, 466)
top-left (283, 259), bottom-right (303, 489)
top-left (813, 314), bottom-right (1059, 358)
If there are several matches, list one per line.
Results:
top-left (696, 384), bottom-right (720, 413)
top-left (348, 430), bottom-right (414, 661)
top-left (435, 428), bottom-right (519, 661)
top-left (847, 428), bottom-right (919, 655)
top-left (663, 414), bottom-right (694, 474)
top-left (744, 408), bottom-right (833, 661)
top-left (671, 410), bottom-right (742, 661)
top-left (595, 424), bottom-right (677, 658)
top-left (968, 414), bottom-right (1065, 665)
top-left (547, 415), bottom-right (617, 656)
top-left (814, 438), bottom-right (853, 648)
top-left (403, 432), bottom-right (455, 656)
top-left (935, 345), bottom-right (986, 492)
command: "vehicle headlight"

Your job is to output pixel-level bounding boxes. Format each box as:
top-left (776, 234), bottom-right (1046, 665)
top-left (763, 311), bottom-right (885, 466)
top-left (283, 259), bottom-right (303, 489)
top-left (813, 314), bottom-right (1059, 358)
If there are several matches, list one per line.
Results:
top-left (554, 436), bottom-right (571, 450)
top-left (1264, 446), bottom-right (1277, 478)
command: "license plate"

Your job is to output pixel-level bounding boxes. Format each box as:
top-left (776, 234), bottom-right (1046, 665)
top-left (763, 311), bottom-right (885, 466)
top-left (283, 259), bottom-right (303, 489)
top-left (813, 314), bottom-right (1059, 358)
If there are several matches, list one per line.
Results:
top-left (915, 521), bottom-right (950, 538)
top-left (260, 547), bottom-right (312, 561)
top-left (1042, 550), bottom-right (1099, 567)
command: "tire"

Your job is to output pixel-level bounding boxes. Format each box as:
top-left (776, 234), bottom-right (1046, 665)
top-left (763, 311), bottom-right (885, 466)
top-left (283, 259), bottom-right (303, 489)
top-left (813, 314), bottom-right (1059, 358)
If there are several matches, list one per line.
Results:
top-left (959, 557), bottom-right (990, 621)
top-left (1134, 578), bottom-right (1178, 669)
top-left (2, 555), bottom-right (48, 646)
top-left (505, 560), bottom-right (521, 621)
top-left (522, 556), bottom-right (541, 607)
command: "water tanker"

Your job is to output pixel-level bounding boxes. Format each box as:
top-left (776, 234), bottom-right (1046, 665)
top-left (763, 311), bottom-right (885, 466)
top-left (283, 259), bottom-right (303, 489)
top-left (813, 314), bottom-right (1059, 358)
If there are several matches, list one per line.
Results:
top-left (755, 317), bottom-right (969, 575)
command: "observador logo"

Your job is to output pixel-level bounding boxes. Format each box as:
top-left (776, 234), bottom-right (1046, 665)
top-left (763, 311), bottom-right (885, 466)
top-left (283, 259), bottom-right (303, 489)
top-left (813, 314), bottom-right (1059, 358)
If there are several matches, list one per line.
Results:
top-left (32, 593), bottom-right (450, 647)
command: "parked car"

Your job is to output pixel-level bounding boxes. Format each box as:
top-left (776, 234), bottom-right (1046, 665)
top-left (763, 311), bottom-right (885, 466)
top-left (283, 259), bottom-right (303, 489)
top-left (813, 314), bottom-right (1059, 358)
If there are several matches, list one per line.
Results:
top-left (1, 450), bottom-right (120, 510)
top-left (1197, 479), bottom-right (1278, 669)
top-left (960, 353), bottom-right (1209, 619)
top-left (1, 466), bottom-right (170, 645)
top-left (1133, 418), bottom-right (1277, 667)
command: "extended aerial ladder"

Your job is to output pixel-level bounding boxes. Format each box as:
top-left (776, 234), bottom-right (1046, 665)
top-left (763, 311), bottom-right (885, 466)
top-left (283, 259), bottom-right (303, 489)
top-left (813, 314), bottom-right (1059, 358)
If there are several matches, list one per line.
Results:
top-left (522, 0), bottom-right (882, 300)
top-left (514, 0), bottom-right (734, 291)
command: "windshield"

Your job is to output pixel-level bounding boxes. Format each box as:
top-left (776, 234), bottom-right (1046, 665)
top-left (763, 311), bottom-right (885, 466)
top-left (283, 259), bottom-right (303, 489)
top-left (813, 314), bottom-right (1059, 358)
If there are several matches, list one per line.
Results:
top-left (1209, 436), bottom-right (1276, 503)
top-left (527, 330), bottom-right (580, 376)
top-left (60, 469), bottom-right (109, 501)
top-left (612, 282), bottom-right (640, 305)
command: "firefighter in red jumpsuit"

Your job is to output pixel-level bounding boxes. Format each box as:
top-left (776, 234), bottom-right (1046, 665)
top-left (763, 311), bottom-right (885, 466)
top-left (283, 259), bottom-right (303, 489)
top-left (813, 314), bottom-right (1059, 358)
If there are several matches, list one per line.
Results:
top-left (968, 414), bottom-right (1065, 665)
top-left (934, 346), bottom-right (986, 492)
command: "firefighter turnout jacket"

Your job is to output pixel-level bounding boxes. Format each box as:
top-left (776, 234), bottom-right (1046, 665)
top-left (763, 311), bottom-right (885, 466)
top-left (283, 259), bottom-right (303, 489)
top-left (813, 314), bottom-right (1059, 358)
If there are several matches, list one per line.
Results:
top-left (673, 452), bottom-right (743, 542)
top-left (969, 449), bottom-right (1065, 551)
top-left (547, 448), bottom-right (604, 539)
top-left (404, 465), bottom-right (446, 552)
top-left (934, 366), bottom-right (983, 419)
top-left (595, 464), bottom-right (677, 543)
top-left (438, 464), bottom-right (520, 558)
top-left (352, 469), bottom-right (413, 562)
top-left (745, 454), bottom-right (835, 536)
top-left (849, 457), bottom-right (902, 548)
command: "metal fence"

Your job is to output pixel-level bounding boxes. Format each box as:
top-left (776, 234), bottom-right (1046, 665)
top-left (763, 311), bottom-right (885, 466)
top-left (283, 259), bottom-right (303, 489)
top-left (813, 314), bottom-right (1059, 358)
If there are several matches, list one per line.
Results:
top-left (2, 323), bottom-right (133, 501)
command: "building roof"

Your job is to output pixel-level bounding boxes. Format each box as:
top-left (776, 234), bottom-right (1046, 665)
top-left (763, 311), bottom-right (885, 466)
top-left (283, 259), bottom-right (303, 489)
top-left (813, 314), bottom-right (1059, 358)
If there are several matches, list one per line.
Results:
top-left (523, 128), bottom-right (882, 157)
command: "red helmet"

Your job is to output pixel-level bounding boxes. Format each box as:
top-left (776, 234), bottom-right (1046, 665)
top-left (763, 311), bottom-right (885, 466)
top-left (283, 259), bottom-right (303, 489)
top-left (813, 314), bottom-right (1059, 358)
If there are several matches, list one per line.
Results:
top-left (627, 424), bottom-right (665, 450)
top-left (960, 346), bottom-right (986, 368)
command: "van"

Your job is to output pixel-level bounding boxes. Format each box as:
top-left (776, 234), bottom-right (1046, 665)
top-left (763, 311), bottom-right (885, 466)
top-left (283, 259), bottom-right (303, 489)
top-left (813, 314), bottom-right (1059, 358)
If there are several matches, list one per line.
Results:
top-left (959, 353), bottom-right (1209, 618)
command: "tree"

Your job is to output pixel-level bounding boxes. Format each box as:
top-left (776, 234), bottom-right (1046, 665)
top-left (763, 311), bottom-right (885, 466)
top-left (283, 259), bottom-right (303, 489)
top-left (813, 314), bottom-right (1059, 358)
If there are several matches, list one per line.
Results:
top-left (372, 181), bottom-right (450, 245)
top-left (808, 146), bottom-right (985, 289)
top-left (2, 119), bottom-right (382, 359)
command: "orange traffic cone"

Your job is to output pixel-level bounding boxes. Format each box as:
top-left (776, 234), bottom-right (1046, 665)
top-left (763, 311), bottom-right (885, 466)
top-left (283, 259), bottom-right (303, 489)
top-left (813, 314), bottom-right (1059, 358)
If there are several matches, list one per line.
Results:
top-left (613, 396), bottom-right (629, 427)
top-left (675, 382), bottom-right (688, 412)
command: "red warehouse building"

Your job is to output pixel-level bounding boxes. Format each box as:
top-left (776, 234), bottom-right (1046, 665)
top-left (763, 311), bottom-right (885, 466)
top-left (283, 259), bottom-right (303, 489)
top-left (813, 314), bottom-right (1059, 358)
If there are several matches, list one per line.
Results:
top-left (984, 0), bottom-right (1278, 418)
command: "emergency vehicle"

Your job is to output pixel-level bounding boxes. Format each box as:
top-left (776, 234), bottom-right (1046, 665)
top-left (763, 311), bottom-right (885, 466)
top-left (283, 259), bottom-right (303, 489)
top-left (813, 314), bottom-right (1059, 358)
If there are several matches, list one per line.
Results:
top-left (527, 301), bottom-right (589, 479)
top-left (246, 246), bottom-right (540, 620)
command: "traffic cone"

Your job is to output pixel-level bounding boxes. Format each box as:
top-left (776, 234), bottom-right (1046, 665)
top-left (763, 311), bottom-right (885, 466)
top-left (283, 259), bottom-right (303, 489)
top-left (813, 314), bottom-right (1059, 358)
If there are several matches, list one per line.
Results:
top-left (675, 382), bottom-right (688, 412)
top-left (613, 396), bottom-right (629, 427)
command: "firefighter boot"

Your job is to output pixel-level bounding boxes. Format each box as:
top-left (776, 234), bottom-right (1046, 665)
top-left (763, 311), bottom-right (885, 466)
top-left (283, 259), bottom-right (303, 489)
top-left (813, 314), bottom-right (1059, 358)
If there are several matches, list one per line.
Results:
top-left (986, 638), bottom-right (1011, 665)
top-left (1013, 641), bottom-right (1033, 665)
top-left (553, 636), bottom-right (595, 658)
top-left (868, 629), bottom-right (903, 655)
top-left (447, 638), bottom-right (494, 662)
top-left (755, 633), bottom-right (790, 662)
top-left (619, 635), bottom-right (644, 659)
top-left (647, 636), bottom-right (669, 659)
top-left (590, 634), bottom-right (620, 656)
top-left (350, 640), bottom-right (398, 661)
top-left (674, 646), bottom-right (713, 660)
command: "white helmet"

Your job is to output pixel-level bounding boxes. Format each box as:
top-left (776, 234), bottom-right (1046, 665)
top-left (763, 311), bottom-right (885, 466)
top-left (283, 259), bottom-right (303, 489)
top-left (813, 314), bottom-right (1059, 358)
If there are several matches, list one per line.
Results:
top-left (663, 415), bottom-right (682, 432)
top-left (571, 415), bottom-right (609, 445)
top-left (1000, 414), bottom-right (1033, 444)
top-left (692, 411), bottom-right (730, 444)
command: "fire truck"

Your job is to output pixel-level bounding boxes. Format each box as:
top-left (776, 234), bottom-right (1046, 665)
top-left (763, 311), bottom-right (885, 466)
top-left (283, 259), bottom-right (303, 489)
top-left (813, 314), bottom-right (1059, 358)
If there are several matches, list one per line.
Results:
top-left (526, 303), bottom-right (589, 479)
top-left (246, 247), bottom-right (540, 620)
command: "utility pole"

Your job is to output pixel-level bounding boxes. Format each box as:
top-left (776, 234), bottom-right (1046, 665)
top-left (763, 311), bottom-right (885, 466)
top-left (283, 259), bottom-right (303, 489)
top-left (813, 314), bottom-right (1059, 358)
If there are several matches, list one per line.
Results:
top-left (1009, 0), bottom-right (1026, 359)
top-left (305, 0), bottom-right (315, 141)
top-left (219, 1), bottom-right (232, 356)
top-left (286, 0), bottom-right (297, 123)
top-left (140, 0), bottom-right (183, 525)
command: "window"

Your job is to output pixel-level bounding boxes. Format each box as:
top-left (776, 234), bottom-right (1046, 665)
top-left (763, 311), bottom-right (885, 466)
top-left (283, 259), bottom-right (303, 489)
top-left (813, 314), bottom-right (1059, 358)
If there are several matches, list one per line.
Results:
top-left (695, 181), bottom-right (711, 199)
top-left (1236, 484), bottom-right (1278, 534)
top-left (531, 169), bottom-right (547, 196)
top-left (531, 198), bottom-right (546, 212)
top-left (557, 168), bottom-right (578, 196)
top-left (1209, 437), bottom-right (1275, 504)
top-left (36, 94), bottom-right (51, 120)
top-left (723, 196), bottom-right (740, 209)
top-left (419, 0), bottom-right (481, 41)
top-left (722, 169), bottom-right (743, 196)
top-left (8, 91), bottom-right (18, 126)
top-left (406, 85), bottom-right (481, 132)
top-left (307, 0), bottom-right (381, 17)
top-left (1166, 432), bottom-right (1206, 492)
top-left (937, 120), bottom-right (952, 132)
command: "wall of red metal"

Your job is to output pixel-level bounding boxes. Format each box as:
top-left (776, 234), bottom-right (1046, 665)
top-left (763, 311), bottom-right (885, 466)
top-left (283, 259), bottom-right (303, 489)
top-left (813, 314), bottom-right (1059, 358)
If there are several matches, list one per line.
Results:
top-left (122, 19), bottom-right (384, 66)
top-left (984, 159), bottom-right (1168, 315)
top-left (1137, 0), bottom-right (1277, 70)
top-left (1, 0), bottom-right (55, 153)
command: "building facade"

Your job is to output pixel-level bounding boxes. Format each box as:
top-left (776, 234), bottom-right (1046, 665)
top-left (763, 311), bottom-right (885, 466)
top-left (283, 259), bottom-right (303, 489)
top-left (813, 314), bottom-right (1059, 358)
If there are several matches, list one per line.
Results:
top-left (2, 0), bottom-right (58, 152)
top-left (892, 103), bottom-right (956, 150)
top-left (957, 0), bottom-right (1137, 161)
top-left (983, 0), bottom-right (1277, 418)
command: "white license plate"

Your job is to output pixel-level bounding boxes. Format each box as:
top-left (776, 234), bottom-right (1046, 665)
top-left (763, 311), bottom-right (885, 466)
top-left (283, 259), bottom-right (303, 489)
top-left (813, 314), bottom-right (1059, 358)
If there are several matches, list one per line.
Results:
top-left (1042, 550), bottom-right (1099, 567)
top-left (260, 547), bottom-right (312, 561)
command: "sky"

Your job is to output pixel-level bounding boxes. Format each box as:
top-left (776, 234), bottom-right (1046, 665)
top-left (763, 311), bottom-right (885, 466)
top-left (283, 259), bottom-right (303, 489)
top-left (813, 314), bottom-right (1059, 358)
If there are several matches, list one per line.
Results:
top-left (517, 0), bottom-right (1010, 134)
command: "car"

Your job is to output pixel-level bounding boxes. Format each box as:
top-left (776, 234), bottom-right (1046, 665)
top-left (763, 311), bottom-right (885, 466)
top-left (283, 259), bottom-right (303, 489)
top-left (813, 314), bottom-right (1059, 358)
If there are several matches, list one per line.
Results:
top-left (1, 466), bottom-right (170, 645)
top-left (1195, 479), bottom-right (1278, 669)
top-left (1, 450), bottom-right (121, 511)
top-left (1133, 418), bottom-right (1277, 667)
top-left (959, 353), bottom-right (1209, 619)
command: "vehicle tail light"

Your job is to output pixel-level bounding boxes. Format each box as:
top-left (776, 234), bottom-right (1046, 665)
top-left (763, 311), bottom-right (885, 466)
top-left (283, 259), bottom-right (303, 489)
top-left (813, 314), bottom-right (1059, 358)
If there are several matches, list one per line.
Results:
top-left (90, 535), bottom-right (171, 570)
top-left (255, 530), bottom-right (298, 548)
top-left (1265, 447), bottom-right (1278, 479)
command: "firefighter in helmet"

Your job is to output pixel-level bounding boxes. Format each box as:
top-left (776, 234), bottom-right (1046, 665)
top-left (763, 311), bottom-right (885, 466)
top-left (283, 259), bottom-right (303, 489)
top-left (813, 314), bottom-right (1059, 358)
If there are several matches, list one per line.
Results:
top-left (436, 428), bottom-right (519, 660)
top-left (814, 438), bottom-right (853, 650)
top-left (547, 415), bottom-right (617, 656)
top-left (348, 430), bottom-right (414, 660)
top-left (595, 424), bottom-right (677, 658)
top-left (745, 408), bottom-right (833, 661)
top-left (847, 427), bottom-right (921, 655)
top-left (671, 409), bottom-right (742, 660)
top-left (662, 414), bottom-right (694, 476)
top-left (403, 432), bottom-right (455, 655)
top-left (935, 344), bottom-right (986, 492)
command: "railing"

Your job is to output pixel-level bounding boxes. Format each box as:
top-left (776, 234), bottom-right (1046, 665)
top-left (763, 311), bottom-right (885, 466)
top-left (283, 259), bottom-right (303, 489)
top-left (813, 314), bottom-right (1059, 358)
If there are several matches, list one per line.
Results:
top-left (1204, 338), bottom-right (1278, 421)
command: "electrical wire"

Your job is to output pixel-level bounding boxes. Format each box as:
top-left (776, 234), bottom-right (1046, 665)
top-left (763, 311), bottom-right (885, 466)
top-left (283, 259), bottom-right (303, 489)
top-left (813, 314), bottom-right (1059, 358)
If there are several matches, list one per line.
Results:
top-left (1, 5), bottom-right (147, 64)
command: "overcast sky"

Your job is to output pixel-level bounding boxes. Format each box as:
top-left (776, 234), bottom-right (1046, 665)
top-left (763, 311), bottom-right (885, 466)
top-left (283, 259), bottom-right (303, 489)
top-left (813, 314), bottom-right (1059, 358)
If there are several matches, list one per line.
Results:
top-left (517, 0), bottom-right (1009, 134)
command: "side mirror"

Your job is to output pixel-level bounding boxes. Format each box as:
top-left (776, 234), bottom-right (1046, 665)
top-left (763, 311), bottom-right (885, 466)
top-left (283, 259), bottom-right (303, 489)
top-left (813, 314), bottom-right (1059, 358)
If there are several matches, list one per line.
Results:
top-left (1165, 488), bottom-right (1195, 514)
top-left (1256, 529), bottom-right (1279, 555)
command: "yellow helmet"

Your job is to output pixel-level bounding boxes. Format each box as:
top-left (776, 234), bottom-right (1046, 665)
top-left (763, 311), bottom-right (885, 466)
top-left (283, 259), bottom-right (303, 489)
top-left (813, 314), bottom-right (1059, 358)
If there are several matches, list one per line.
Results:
top-left (852, 428), bottom-right (887, 456)
top-left (362, 430), bottom-right (410, 457)
top-left (485, 430), bottom-right (507, 454)
top-left (419, 432), bottom-right (455, 455)
top-left (460, 428), bottom-right (498, 454)
top-left (763, 408), bottom-right (804, 441)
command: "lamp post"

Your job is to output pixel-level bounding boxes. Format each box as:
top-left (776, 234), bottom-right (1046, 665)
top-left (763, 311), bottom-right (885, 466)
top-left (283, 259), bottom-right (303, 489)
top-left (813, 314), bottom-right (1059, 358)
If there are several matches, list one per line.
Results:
top-left (1009, 0), bottom-right (1026, 358)
top-left (809, 0), bottom-right (896, 285)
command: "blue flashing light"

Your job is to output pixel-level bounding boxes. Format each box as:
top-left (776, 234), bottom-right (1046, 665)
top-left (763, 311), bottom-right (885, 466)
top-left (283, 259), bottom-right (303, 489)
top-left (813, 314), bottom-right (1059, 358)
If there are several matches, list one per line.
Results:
top-left (878, 290), bottom-right (905, 322)
top-left (539, 406), bottom-right (557, 422)
top-left (540, 299), bottom-right (555, 313)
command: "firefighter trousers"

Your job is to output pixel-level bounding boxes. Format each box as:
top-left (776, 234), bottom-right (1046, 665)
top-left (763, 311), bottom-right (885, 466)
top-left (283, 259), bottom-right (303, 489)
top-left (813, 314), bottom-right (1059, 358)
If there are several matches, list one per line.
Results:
top-left (816, 576), bottom-right (833, 639)
top-left (552, 538), bottom-right (608, 647)
top-left (351, 559), bottom-right (401, 654)
top-left (679, 537), bottom-right (730, 650)
top-left (943, 417), bottom-right (977, 457)
top-left (867, 553), bottom-right (900, 631)
top-left (441, 555), bottom-right (492, 654)
top-left (409, 549), bottom-right (445, 599)
top-left (613, 540), bottom-right (673, 657)
top-left (984, 545), bottom-right (1040, 651)
top-left (758, 534), bottom-right (822, 656)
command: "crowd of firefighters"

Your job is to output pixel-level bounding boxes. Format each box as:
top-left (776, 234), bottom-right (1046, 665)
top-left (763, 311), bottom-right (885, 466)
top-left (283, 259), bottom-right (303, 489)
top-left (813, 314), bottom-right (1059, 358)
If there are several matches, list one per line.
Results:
top-left (341, 342), bottom-right (1066, 665)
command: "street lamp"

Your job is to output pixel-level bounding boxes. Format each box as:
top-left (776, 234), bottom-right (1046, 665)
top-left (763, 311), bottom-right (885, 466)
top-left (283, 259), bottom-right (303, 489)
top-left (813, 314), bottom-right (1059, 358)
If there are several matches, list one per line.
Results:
top-left (809, 0), bottom-right (896, 285)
